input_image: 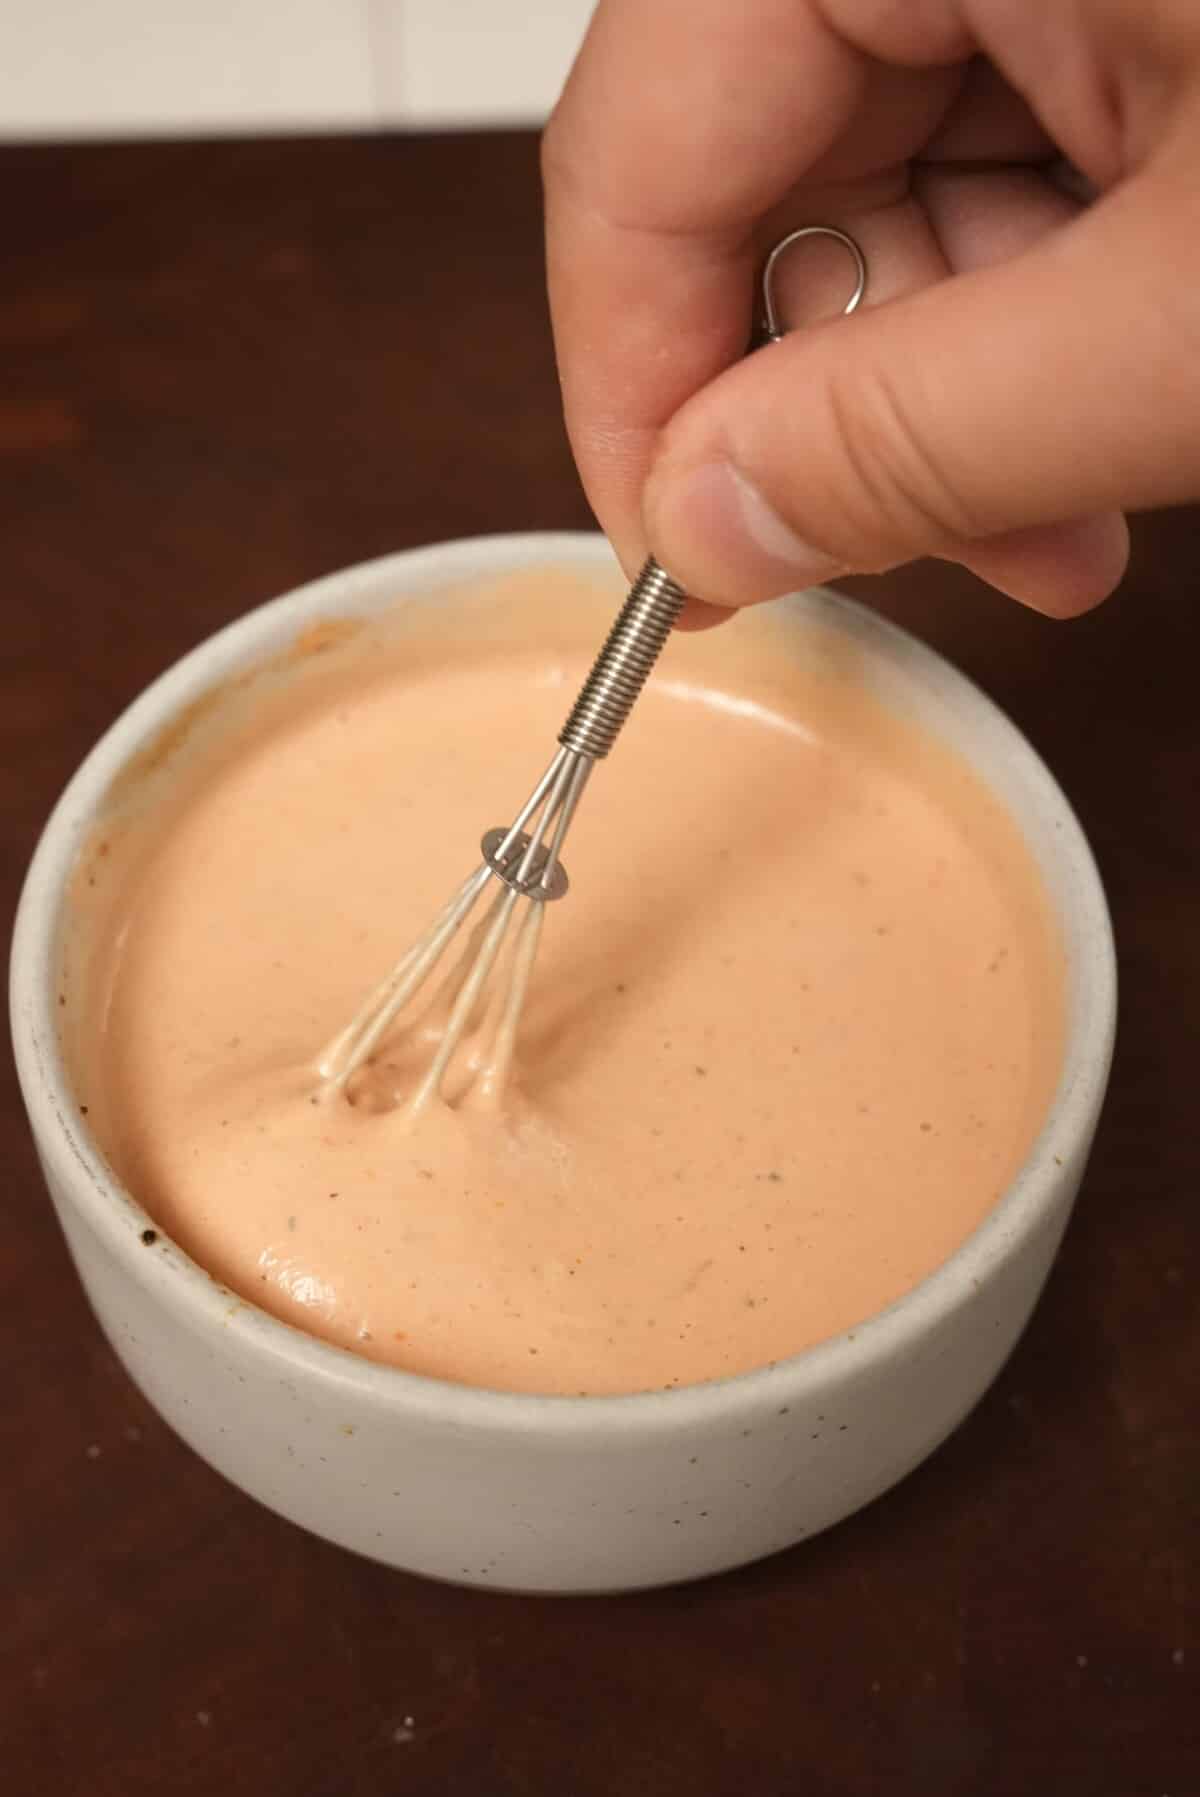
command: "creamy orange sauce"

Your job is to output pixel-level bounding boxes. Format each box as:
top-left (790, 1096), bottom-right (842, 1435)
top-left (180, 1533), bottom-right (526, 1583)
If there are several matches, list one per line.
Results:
top-left (66, 568), bottom-right (1065, 1395)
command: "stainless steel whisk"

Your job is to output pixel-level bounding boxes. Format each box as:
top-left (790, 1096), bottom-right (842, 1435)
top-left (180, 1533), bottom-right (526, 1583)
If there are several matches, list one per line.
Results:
top-left (318, 226), bottom-right (868, 1117)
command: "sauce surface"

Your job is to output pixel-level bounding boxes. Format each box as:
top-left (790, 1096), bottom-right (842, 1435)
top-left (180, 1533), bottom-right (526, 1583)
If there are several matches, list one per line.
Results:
top-left (67, 569), bottom-right (1065, 1394)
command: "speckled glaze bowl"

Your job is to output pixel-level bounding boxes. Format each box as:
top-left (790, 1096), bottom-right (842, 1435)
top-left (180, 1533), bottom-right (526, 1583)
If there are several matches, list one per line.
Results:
top-left (10, 532), bottom-right (1115, 1593)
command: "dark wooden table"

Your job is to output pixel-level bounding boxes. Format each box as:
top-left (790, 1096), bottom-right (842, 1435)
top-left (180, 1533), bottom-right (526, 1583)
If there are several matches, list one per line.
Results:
top-left (2, 135), bottom-right (1196, 1797)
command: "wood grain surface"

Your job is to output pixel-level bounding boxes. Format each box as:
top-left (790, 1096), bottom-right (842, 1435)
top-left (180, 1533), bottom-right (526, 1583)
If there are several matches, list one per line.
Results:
top-left (1, 135), bottom-right (1196, 1797)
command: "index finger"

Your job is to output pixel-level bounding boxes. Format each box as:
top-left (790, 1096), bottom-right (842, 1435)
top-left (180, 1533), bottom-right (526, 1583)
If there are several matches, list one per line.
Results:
top-left (542, 0), bottom-right (863, 575)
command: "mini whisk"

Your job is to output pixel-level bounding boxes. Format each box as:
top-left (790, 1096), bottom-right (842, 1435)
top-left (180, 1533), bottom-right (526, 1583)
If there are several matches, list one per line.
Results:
top-left (317, 226), bottom-right (868, 1118)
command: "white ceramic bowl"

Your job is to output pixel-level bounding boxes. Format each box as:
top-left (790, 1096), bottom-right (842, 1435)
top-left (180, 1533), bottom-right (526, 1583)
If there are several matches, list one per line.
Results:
top-left (10, 532), bottom-right (1115, 1593)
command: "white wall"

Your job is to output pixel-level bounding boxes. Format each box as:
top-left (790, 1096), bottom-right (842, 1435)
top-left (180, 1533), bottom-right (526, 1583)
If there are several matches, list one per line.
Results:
top-left (0, 0), bottom-right (595, 139)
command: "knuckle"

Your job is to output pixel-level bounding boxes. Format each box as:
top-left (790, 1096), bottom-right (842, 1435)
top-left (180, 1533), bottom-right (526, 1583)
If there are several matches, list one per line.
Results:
top-left (786, 356), bottom-right (981, 564)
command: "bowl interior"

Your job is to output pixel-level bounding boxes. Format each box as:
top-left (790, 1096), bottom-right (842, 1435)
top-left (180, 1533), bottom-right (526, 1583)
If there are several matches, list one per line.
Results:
top-left (9, 531), bottom-right (1116, 1429)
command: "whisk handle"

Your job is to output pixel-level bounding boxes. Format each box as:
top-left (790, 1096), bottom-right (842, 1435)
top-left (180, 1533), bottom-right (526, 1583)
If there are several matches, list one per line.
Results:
top-left (557, 557), bottom-right (686, 760)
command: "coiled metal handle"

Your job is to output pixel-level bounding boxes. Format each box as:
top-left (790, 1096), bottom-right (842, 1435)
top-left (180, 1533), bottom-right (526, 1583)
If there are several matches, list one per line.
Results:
top-left (557, 557), bottom-right (686, 759)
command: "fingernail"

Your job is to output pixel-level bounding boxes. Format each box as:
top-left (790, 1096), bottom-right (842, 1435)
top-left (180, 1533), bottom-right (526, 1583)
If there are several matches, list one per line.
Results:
top-left (645, 459), bottom-right (843, 604)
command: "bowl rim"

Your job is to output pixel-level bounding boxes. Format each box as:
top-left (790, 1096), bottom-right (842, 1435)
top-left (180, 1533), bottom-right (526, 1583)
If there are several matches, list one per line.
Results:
top-left (9, 530), bottom-right (1117, 1435)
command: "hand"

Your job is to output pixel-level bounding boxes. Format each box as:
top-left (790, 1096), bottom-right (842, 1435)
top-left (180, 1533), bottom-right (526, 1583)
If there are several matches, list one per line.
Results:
top-left (543, 0), bottom-right (1200, 622)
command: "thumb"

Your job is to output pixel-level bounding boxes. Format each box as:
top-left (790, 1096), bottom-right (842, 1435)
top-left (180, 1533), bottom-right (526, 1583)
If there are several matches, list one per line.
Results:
top-left (642, 170), bottom-right (1199, 616)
